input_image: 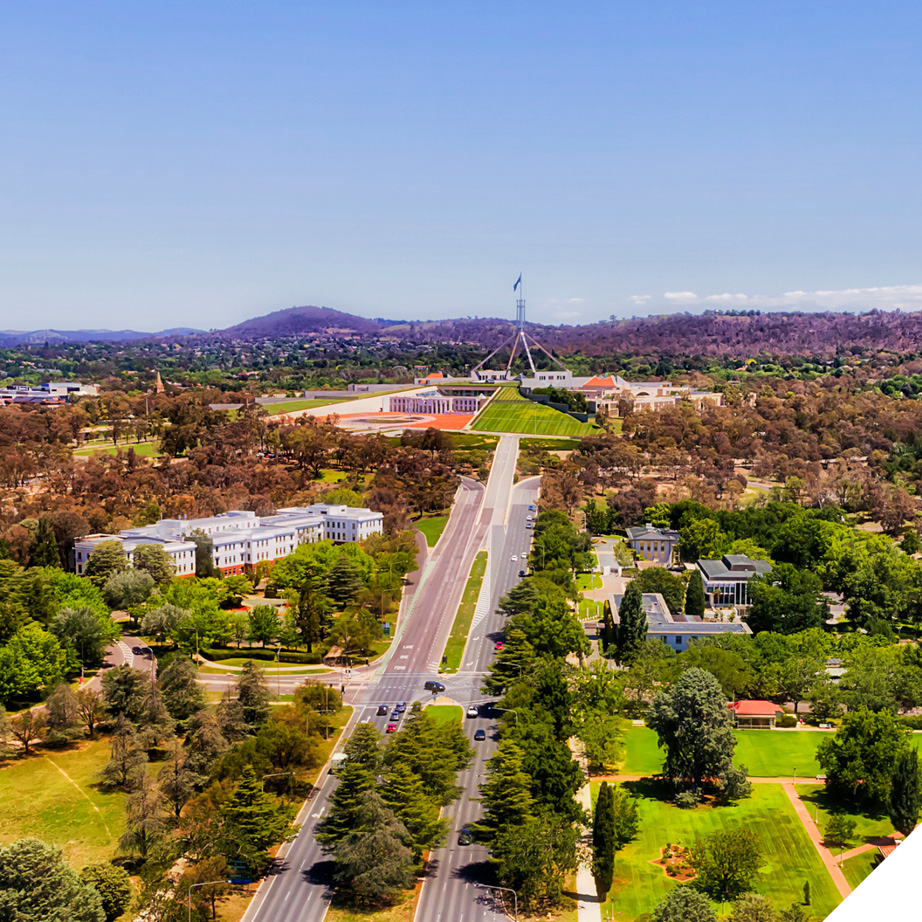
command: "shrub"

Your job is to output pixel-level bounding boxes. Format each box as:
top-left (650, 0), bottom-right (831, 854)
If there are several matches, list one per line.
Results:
top-left (675, 791), bottom-right (700, 809)
top-left (777, 713), bottom-right (798, 728)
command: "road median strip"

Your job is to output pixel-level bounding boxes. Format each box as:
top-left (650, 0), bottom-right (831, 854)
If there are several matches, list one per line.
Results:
top-left (439, 551), bottom-right (488, 673)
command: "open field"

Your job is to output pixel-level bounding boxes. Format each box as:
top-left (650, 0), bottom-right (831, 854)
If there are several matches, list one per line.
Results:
top-left (441, 552), bottom-right (487, 673)
top-left (622, 726), bottom-right (829, 778)
top-left (415, 515), bottom-right (449, 547)
top-left (74, 440), bottom-right (160, 458)
top-left (471, 387), bottom-right (597, 437)
top-left (795, 783), bottom-right (896, 845)
top-left (597, 781), bottom-right (841, 920)
top-left (0, 738), bottom-right (128, 868)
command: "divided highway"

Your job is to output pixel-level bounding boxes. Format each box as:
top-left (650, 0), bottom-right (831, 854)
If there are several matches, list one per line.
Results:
top-left (243, 435), bottom-right (535, 922)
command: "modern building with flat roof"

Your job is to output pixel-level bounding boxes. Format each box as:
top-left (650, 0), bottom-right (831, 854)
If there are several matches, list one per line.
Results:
top-left (607, 590), bottom-right (752, 653)
top-left (697, 554), bottom-right (773, 608)
top-left (74, 504), bottom-right (384, 578)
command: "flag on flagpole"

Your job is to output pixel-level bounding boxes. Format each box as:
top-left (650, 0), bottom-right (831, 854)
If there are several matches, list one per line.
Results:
top-left (513, 273), bottom-right (522, 292)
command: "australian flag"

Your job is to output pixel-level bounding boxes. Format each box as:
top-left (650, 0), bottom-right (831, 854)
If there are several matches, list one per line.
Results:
top-left (513, 273), bottom-right (522, 292)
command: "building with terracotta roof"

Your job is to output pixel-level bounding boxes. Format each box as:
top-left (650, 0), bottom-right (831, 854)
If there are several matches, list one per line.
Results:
top-left (728, 699), bottom-right (785, 728)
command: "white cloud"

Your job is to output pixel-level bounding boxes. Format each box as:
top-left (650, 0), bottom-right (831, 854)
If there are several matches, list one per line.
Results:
top-left (567, 297), bottom-right (585, 305)
top-left (651, 284), bottom-right (922, 312)
top-left (629, 294), bottom-right (652, 305)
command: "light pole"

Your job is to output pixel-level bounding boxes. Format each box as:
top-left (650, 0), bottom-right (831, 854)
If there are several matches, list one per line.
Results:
top-left (494, 707), bottom-right (519, 726)
top-left (187, 880), bottom-right (230, 922)
top-left (262, 771), bottom-right (296, 793)
top-left (793, 765), bottom-right (797, 786)
top-left (276, 644), bottom-right (282, 700)
top-left (475, 882), bottom-right (519, 921)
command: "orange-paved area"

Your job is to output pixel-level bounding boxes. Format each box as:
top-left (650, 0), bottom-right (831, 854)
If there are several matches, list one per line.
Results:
top-left (316, 411), bottom-right (474, 431)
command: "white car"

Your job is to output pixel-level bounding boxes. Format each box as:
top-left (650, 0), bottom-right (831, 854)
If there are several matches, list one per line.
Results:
top-left (526, 515), bottom-right (532, 521)
top-left (467, 706), bottom-right (479, 718)
top-left (511, 555), bottom-right (517, 561)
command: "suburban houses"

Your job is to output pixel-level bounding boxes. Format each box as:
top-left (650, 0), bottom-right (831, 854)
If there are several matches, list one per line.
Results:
top-left (74, 504), bottom-right (384, 577)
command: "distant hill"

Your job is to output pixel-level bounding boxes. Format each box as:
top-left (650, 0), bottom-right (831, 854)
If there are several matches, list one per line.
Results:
top-left (218, 305), bottom-right (382, 339)
top-left (0, 327), bottom-right (202, 346)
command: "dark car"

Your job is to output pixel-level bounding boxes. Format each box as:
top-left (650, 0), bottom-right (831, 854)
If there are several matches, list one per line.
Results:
top-left (395, 701), bottom-right (407, 712)
top-left (376, 705), bottom-right (388, 716)
top-left (518, 569), bottom-right (525, 578)
top-left (424, 680), bottom-right (445, 693)
top-left (458, 826), bottom-right (474, 845)
top-left (474, 729), bottom-right (486, 741)
top-left (132, 646), bottom-right (142, 656)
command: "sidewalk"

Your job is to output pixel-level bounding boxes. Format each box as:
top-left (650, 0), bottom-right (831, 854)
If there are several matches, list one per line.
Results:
top-left (569, 740), bottom-right (602, 922)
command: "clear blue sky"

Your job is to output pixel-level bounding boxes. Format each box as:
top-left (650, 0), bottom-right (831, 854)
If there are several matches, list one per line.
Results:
top-left (2, 2), bottom-right (921, 330)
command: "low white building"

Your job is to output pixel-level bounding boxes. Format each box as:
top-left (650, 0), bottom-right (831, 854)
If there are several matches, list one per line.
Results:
top-left (73, 503), bottom-right (384, 578)
top-left (387, 392), bottom-right (487, 414)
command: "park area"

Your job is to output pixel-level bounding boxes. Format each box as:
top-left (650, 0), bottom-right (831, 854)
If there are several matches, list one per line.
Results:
top-left (471, 386), bottom-right (597, 437)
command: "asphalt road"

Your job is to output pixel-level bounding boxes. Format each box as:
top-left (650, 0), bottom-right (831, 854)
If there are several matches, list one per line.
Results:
top-left (242, 436), bottom-right (530, 922)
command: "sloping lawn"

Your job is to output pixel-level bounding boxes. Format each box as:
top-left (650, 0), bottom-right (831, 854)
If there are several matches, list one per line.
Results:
top-left (0, 739), bottom-right (127, 868)
top-left (841, 849), bottom-right (882, 891)
top-left (796, 783), bottom-right (896, 845)
top-left (598, 782), bottom-right (840, 920)
top-left (266, 397), bottom-right (355, 414)
top-left (471, 387), bottom-right (596, 437)
top-left (416, 515), bottom-right (450, 547)
top-left (622, 727), bottom-right (826, 777)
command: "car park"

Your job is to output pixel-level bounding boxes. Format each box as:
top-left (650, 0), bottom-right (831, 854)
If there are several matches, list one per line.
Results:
top-left (458, 826), bottom-right (474, 845)
top-left (466, 705), bottom-right (479, 718)
top-left (376, 705), bottom-right (388, 716)
top-left (474, 729), bottom-right (486, 741)
top-left (386, 723), bottom-right (398, 733)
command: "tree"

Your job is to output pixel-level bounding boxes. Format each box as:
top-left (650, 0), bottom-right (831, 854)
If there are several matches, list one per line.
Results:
top-left (647, 668), bottom-right (736, 791)
top-left (652, 887), bottom-right (716, 922)
top-left (157, 655), bottom-right (206, 722)
top-left (748, 565), bottom-right (825, 634)
top-left (729, 893), bottom-right (777, 922)
top-left (141, 603), bottom-right (187, 644)
top-left (219, 764), bottom-right (296, 861)
top-left (611, 783), bottom-right (640, 846)
top-left (780, 905), bottom-right (809, 922)
top-left (101, 665), bottom-right (148, 722)
top-left (234, 660), bottom-right (272, 730)
top-left (133, 544), bottom-right (174, 584)
top-left (98, 716), bottom-right (148, 790)
top-left (248, 605), bottom-right (281, 647)
top-left (45, 682), bottom-right (84, 744)
top-left (185, 708), bottom-right (229, 778)
top-left (633, 568), bottom-right (686, 616)
top-left (102, 569), bottom-right (154, 611)
top-left (331, 791), bottom-right (416, 905)
top-left (616, 581), bottom-right (647, 665)
top-left (691, 827), bottom-right (764, 899)
top-left (28, 517), bottom-right (61, 569)
top-left (136, 681), bottom-right (175, 748)
top-left (717, 763), bottom-right (752, 804)
top-left (79, 863), bottom-right (133, 922)
top-left (380, 762), bottom-right (446, 860)
top-left (188, 531), bottom-right (217, 578)
top-left (9, 709), bottom-right (48, 755)
top-left (592, 782), bottom-right (615, 900)
top-left (158, 740), bottom-right (196, 819)
top-left (686, 570), bottom-right (706, 619)
top-left (889, 747), bottom-right (921, 836)
top-left (84, 540), bottom-right (129, 589)
top-left (327, 554), bottom-right (365, 607)
top-left (315, 761), bottom-right (378, 849)
top-left (578, 713), bottom-right (625, 773)
top-left (0, 838), bottom-right (105, 922)
top-left (678, 518), bottom-right (728, 562)
top-left (816, 707), bottom-right (910, 805)
top-left (0, 622), bottom-right (67, 703)
top-left (51, 606), bottom-right (111, 667)
top-left (119, 775), bottom-right (165, 859)
top-left (76, 687), bottom-right (105, 738)
top-left (475, 739), bottom-right (535, 844)
top-left (824, 813), bottom-right (857, 848)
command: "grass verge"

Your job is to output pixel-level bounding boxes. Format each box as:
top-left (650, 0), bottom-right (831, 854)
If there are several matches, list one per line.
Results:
top-left (415, 515), bottom-right (450, 547)
top-left (74, 441), bottom-right (160, 458)
top-left (840, 849), bottom-right (881, 890)
top-left (425, 705), bottom-right (463, 725)
top-left (440, 551), bottom-right (488, 673)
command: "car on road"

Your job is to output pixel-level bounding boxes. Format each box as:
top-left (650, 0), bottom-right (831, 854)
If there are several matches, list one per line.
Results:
top-left (132, 646), bottom-right (142, 655)
top-left (494, 641), bottom-right (504, 651)
top-left (386, 723), bottom-right (398, 733)
top-left (526, 515), bottom-right (532, 521)
top-left (390, 711), bottom-right (401, 721)
top-left (376, 705), bottom-right (388, 716)
top-left (528, 504), bottom-right (535, 510)
top-left (526, 523), bottom-right (533, 529)
top-left (424, 680), bottom-right (445, 693)
top-left (518, 570), bottom-right (525, 578)
top-left (395, 701), bottom-right (407, 712)
top-left (466, 705), bottom-right (479, 718)
top-left (511, 555), bottom-right (517, 561)
top-left (458, 826), bottom-right (474, 845)
top-left (474, 729), bottom-right (486, 741)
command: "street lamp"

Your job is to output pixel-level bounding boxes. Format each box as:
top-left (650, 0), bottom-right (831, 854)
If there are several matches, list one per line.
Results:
top-left (494, 707), bottom-right (519, 726)
top-left (187, 880), bottom-right (231, 922)
top-left (262, 771), bottom-right (296, 792)
top-left (475, 882), bottom-right (519, 922)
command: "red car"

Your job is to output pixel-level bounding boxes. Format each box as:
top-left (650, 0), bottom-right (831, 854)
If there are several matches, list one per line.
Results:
top-left (494, 641), bottom-right (504, 651)
top-left (386, 723), bottom-right (398, 734)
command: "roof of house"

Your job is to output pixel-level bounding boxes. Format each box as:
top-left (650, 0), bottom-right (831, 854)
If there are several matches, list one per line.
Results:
top-left (698, 554), bottom-right (773, 581)
top-left (625, 524), bottom-right (680, 542)
top-left (609, 592), bottom-right (752, 637)
top-left (728, 700), bottom-right (784, 717)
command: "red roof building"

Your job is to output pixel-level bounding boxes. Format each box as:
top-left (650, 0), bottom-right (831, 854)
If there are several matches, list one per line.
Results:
top-left (728, 700), bottom-right (785, 728)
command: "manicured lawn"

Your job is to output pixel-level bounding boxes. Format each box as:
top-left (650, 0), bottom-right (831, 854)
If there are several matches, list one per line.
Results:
top-left (576, 573), bottom-right (603, 591)
top-left (266, 397), bottom-right (354, 414)
top-left (441, 552), bottom-right (487, 673)
top-left (327, 890), bottom-right (418, 922)
top-left (425, 705), bottom-right (463, 725)
top-left (197, 661), bottom-right (328, 675)
top-left (621, 727), bottom-right (827, 778)
top-left (0, 738), bottom-right (128, 868)
top-left (416, 515), bottom-right (450, 547)
top-left (578, 598), bottom-right (603, 620)
top-left (841, 849), bottom-right (882, 891)
top-left (74, 441), bottom-right (160, 458)
top-left (317, 468), bottom-right (349, 482)
top-left (597, 782), bottom-right (841, 920)
top-left (471, 386), bottom-right (597, 437)
top-left (519, 437), bottom-right (583, 451)
top-left (795, 784), bottom-right (896, 845)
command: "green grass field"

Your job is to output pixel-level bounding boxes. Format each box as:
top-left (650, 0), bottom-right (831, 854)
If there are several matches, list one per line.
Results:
top-left (576, 573), bottom-right (603, 591)
top-left (578, 598), bottom-right (604, 620)
top-left (471, 387), bottom-right (597, 437)
top-left (622, 727), bottom-right (829, 778)
top-left (416, 515), bottom-right (450, 547)
top-left (74, 441), bottom-right (160, 458)
top-left (265, 397), bottom-right (355, 414)
top-left (519, 437), bottom-right (583, 451)
top-left (795, 784), bottom-right (895, 845)
top-left (840, 849), bottom-right (881, 891)
top-left (441, 552), bottom-right (488, 673)
top-left (0, 739), bottom-right (128, 868)
top-left (425, 704), bottom-right (463, 725)
top-left (597, 782), bottom-right (841, 920)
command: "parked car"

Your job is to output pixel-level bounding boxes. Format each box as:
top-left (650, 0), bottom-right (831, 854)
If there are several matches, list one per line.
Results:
top-left (466, 705), bottom-right (479, 718)
top-left (526, 523), bottom-right (533, 529)
top-left (458, 826), bottom-right (474, 845)
top-left (528, 504), bottom-right (535, 510)
top-left (474, 729), bottom-right (486, 741)
top-left (386, 723), bottom-right (398, 734)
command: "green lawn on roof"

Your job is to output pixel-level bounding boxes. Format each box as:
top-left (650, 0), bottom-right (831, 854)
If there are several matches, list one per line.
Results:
top-left (471, 386), bottom-right (597, 437)
top-left (266, 397), bottom-right (355, 414)
top-left (595, 781), bottom-right (841, 921)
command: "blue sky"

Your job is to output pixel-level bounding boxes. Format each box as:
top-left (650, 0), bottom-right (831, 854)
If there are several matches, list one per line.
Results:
top-left (1, 2), bottom-right (921, 330)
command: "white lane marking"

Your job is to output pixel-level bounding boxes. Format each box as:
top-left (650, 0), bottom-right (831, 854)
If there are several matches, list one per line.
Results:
top-left (394, 665), bottom-right (406, 670)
